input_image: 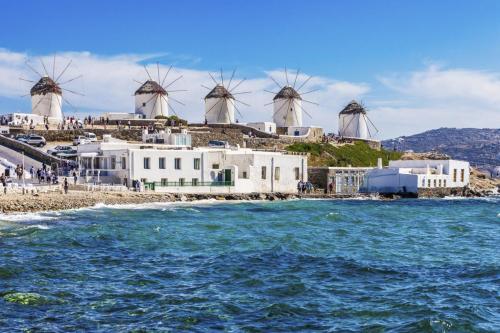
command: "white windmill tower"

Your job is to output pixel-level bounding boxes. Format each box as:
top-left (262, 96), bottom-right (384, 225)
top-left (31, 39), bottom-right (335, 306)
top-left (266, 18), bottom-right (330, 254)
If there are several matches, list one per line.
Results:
top-left (203, 69), bottom-right (250, 124)
top-left (21, 57), bottom-right (83, 123)
top-left (338, 100), bottom-right (378, 139)
top-left (134, 63), bottom-right (185, 119)
top-left (265, 68), bottom-right (318, 128)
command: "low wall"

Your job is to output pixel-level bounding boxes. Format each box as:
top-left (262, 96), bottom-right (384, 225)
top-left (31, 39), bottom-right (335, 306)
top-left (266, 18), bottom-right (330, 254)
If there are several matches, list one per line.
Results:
top-left (0, 135), bottom-right (64, 168)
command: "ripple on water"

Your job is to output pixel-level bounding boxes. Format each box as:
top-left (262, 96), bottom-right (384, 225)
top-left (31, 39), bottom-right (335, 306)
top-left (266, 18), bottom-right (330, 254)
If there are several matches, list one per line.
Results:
top-left (0, 198), bottom-right (498, 331)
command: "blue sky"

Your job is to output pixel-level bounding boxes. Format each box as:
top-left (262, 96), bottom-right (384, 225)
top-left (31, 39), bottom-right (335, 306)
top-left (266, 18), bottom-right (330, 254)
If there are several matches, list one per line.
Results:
top-left (1, 0), bottom-right (499, 138)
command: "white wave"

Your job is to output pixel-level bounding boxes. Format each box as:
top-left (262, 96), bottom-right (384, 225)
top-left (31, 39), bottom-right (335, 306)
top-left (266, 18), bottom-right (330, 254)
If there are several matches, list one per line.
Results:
top-left (0, 212), bottom-right (58, 222)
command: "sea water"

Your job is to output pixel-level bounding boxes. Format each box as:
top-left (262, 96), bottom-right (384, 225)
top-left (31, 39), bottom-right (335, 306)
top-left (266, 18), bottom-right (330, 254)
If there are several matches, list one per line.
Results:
top-left (0, 198), bottom-right (498, 332)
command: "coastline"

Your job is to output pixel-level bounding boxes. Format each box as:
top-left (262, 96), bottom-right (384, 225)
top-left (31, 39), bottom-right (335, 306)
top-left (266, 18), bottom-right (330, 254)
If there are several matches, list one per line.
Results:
top-left (0, 188), bottom-right (497, 215)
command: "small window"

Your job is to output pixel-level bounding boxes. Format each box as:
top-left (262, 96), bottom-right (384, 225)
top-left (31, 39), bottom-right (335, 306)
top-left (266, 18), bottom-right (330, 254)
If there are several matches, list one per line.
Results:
top-left (261, 166), bottom-right (267, 179)
top-left (242, 171), bottom-right (248, 179)
top-left (460, 169), bottom-right (464, 182)
top-left (159, 157), bottom-right (166, 169)
top-left (274, 167), bottom-right (280, 181)
top-left (110, 156), bottom-right (116, 170)
top-left (438, 179), bottom-right (442, 187)
top-left (179, 178), bottom-right (185, 186)
top-left (142, 102), bottom-right (146, 107)
top-left (433, 179), bottom-right (437, 187)
top-left (143, 157), bottom-right (150, 169)
top-left (174, 158), bottom-right (181, 170)
top-left (212, 163), bottom-right (220, 169)
top-left (428, 179), bottom-right (431, 187)
top-left (121, 156), bottom-right (126, 170)
top-left (294, 167), bottom-right (300, 180)
top-left (443, 179), bottom-right (447, 187)
top-left (453, 169), bottom-right (457, 182)
top-left (161, 178), bottom-right (168, 186)
top-left (421, 178), bottom-right (425, 187)
top-left (194, 158), bottom-right (201, 170)
top-left (192, 178), bottom-right (199, 186)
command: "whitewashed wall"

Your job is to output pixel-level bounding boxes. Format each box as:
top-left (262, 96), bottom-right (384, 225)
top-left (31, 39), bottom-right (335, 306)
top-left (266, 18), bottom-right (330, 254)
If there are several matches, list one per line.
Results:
top-left (135, 93), bottom-right (168, 119)
top-left (338, 113), bottom-right (369, 139)
top-left (273, 98), bottom-right (302, 127)
top-left (205, 98), bottom-right (235, 124)
top-left (31, 93), bottom-right (63, 121)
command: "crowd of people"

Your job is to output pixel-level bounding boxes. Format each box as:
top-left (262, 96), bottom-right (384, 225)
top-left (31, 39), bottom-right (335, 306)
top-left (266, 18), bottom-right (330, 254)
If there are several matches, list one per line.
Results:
top-left (297, 180), bottom-right (314, 194)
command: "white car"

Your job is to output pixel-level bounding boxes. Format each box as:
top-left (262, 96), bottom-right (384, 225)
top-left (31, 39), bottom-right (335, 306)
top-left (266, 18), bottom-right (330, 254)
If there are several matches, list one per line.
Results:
top-left (84, 132), bottom-right (97, 142)
top-left (47, 145), bottom-right (77, 156)
top-left (73, 136), bottom-right (90, 146)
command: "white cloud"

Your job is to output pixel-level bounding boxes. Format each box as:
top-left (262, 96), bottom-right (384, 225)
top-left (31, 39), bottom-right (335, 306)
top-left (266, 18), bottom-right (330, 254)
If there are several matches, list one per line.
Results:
top-left (0, 49), bottom-right (369, 132)
top-left (375, 65), bottom-right (500, 137)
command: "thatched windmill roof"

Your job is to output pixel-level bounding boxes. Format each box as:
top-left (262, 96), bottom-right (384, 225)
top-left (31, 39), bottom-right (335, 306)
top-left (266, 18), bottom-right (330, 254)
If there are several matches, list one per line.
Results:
top-left (339, 100), bottom-right (367, 115)
top-left (135, 80), bottom-right (167, 95)
top-left (30, 76), bottom-right (62, 96)
top-left (205, 84), bottom-right (234, 99)
top-left (273, 86), bottom-right (301, 100)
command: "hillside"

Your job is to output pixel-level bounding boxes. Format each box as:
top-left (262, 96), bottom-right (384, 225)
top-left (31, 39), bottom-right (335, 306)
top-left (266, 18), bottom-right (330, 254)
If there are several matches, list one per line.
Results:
top-left (382, 128), bottom-right (499, 171)
top-left (286, 142), bottom-right (402, 167)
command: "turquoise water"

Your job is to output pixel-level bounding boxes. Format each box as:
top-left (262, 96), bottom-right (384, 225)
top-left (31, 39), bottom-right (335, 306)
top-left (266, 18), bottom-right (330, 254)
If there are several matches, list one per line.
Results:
top-left (0, 198), bottom-right (499, 332)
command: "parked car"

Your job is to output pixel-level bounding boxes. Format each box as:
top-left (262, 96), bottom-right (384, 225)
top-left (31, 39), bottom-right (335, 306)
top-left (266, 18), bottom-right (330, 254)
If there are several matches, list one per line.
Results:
top-left (208, 140), bottom-right (229, 148)
top-left (47, 145), bottom-right (77, 156)
top-left (73, 135), bottom-right (90, 146)
top-left (15, 134), bottom-right (28, 142)
top-left (24, 134), bottom-right (46, 147)
top-left (84, 132), bottom-right (97, 142)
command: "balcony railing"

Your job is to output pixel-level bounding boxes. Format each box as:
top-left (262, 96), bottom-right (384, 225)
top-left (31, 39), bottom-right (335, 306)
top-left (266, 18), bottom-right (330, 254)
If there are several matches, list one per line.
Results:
top-left (153, 181), bottom-right (234, 187)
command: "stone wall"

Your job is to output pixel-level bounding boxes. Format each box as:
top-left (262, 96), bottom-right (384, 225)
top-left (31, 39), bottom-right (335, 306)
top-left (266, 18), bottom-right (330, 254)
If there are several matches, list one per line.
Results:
top-left (0, 134), bottom-right (63, 167)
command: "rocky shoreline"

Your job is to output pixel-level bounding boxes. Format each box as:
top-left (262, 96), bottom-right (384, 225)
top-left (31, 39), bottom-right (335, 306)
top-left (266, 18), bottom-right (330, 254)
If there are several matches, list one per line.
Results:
top-left (0, 188), bottom-right (497, 214)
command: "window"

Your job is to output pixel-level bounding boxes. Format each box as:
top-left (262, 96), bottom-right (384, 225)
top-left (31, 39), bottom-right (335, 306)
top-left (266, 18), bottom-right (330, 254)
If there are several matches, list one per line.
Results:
top-left (422, 178), bottom-right (425, 187)
top-left (143, 157), bottom-right (150, 169)
top-left (428, 179), bottom-right (431, 187)
top-left (121, 156), bottom-right (126, 169)
top-left (460, 169), bottom-right (465, 182)
top-left (159, 157), bottom-right (166, 169)
top-left (274, 167), bottom-right (280, 181)
top-left (110, 156), bottom-right (116, 169)
top-left (242, 171), bottom-right (248, 179)
top-left (179, 178), bottom-right (185, 186)
top-left (261, 166), bottom-right (267, 179)
top-left (192, 178), bottom-right (199, 186)
top-left (212, 163), bottom-right (220, 169)
top-left (174, 158), bottom-right (181, 170)
top-left (443, 179), bottom-right (447, 187)
top-left (142, 102), bottom-right (146, 107)
top-left (194, 158), bottom-right (201, 170)
top-left (438, 179), bottom-right (442, 187)
top-left (294, 167), bottom-right (300, 181)
top-left (433, 179), bottom-right (437, 187)
top-left (161, 178), bottom-right (168, 186)
top-left (453, 169), bottom-right (457, 182)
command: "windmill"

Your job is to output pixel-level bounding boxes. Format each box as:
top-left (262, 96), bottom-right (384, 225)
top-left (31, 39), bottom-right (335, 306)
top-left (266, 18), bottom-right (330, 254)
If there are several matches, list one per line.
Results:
top-left (134, 63), bottom-right (185, 119)
top-left (264, 67), bottom-right (319, 127)
top-left (20, 55), bottom-right (83, 122)
top-left (202, 69), bottom-right (250, 124)
top-left (338, 100), bottom-right (379, 139)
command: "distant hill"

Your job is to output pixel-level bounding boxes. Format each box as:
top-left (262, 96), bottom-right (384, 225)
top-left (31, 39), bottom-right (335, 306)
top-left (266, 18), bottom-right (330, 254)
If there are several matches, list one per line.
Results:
top-left (382, 128), bottom-right (500, 171)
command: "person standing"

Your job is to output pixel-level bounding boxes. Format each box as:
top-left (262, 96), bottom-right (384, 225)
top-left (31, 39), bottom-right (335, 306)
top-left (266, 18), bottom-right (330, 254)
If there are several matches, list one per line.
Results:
top-left (72, 170), bottom-right (78, 185)
top-left (63, 178), bottom-right (69, 194)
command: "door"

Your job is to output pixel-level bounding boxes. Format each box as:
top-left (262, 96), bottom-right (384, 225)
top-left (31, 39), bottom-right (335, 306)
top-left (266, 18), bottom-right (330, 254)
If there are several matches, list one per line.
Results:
top-left (224, 169), bottom-right (232, 184)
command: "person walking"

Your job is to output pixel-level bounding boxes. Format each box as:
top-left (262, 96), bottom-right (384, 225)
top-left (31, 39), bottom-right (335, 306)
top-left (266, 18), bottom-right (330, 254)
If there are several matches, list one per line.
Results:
top-left (0, 173), bottom-right (6, 194)
top-left (72, 170), bottom-right (78, 185)
top-left (63, 178), bottom-right (69, 194)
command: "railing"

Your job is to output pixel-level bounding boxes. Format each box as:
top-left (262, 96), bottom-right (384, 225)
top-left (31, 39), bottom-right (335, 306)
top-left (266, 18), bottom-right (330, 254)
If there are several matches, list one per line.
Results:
top-left (153, 181), bottom-right (234, 187)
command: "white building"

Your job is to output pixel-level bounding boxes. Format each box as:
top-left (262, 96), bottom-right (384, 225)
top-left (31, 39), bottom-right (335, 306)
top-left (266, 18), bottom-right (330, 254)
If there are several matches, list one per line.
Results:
top-left (30, 76), bottom-right (63, 123)
top-left (338, 100), bottom-right (370, 139)
top-left (362, 159), bottom-right (470, 194)
top-left (247, 122), bottom-right (276, 134)
top-left (273, 86), bottom-right (303, 127)
top-left (135, 80), bottom-right (169, 119)
top-left (76, 138), bottom-right (307, 194)
top-left (142, 128), bottom-right (192, 147)
top-left (205, 85), bottom-right (235, 124)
